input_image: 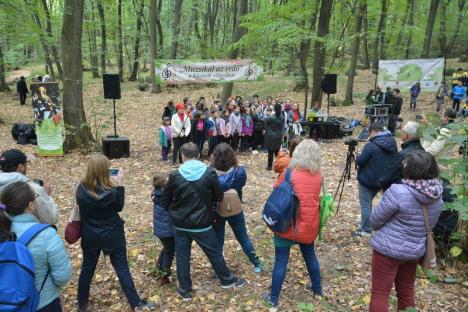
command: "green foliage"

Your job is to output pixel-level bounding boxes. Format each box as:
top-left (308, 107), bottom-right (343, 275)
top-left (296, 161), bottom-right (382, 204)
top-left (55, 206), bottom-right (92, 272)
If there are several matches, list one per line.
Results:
top-left (298, 302), bottom-right (315, 312)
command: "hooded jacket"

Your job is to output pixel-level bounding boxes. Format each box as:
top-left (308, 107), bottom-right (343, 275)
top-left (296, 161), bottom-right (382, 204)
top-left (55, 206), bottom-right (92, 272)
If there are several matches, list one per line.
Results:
top-left (379, 139), bottom-right (423, 189)
top-left (76, 184), bottom-right (126, 253)
top-left (161, 160), bottom-right (223, 230)
top-left (370, 179), bottom-right (443, 260)
top-left (356, 132), bottom-right (398, 191)
top-left (0, 172), bottom-right (58, 225)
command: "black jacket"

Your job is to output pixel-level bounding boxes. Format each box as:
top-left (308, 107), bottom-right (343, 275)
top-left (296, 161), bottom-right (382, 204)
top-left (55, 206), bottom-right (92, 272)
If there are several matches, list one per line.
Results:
top-left (161, 167), bottom-right (223, 229)
top-left (390, 96), bottom-right (403, 116)
top-left (76, 184), bottom-right (126, 254)
top-left (253, 113), bottom-right (264, 131)
top-left (162, 106), bottom-right (176, 120)
top-left (379, 139), bottom-right (423, 189)
top-left (16, 80), bottom-right (28, 94)
top-left (264, 115), bottom-right (284, 150)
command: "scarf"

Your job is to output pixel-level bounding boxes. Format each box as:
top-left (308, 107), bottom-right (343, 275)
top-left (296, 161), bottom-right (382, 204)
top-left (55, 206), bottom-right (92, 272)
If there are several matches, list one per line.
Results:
top-left (293, 110), bottom-right (300, 122)
top-left (401, 178), bottom-right (443, 199)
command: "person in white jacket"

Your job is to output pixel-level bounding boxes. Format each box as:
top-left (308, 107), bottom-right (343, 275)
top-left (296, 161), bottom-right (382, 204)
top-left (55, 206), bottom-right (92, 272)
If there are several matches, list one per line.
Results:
top-left (421, 108), bottom-right (456, 159)
top-left (0, 149), bottom-right (58, 225)
top-left (171, 103), bottom-right (192, 165)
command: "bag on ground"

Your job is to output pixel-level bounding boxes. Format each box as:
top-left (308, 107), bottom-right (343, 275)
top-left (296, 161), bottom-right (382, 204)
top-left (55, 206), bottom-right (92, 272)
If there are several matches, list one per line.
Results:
top-left (262, 169), bottom-right (299, 232)
top-left (0, 224), bottom-right (51, 312)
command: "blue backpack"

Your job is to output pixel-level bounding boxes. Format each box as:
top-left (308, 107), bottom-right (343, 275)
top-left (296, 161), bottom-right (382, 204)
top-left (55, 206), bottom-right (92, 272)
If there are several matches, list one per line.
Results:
top-left (0, 224), bottom-right (51, 312)
top-left (262, 169), bottom-right (300, 233)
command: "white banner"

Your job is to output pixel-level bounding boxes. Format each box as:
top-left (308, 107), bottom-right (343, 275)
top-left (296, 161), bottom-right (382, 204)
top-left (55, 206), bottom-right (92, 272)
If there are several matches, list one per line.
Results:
top-left (155, 60), bottom-right (263, 84)
top-left (378, 58), bottom-right (444, 92)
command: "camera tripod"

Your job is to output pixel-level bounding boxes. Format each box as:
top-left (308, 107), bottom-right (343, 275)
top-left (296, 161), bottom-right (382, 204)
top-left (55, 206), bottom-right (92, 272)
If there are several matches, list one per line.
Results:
top-left (334, 144), bottom-right (356, 213)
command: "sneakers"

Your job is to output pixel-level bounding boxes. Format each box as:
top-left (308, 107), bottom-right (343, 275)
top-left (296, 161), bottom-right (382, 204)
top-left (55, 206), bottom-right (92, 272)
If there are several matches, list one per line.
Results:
top-left (254, 265), bottom-right (263, 274)
top-left (221, 277), bottom-right (246, 289)
top-left (351, 229), bottom-right (371, 238)
top-left (306, 284), bottom-right (323, 297)
top-left (177, 290), bottom-right (193, 302)
top-left (261, 292), bottom-right (278, 307)
top-left (134, 300), bottom-right (157, 311)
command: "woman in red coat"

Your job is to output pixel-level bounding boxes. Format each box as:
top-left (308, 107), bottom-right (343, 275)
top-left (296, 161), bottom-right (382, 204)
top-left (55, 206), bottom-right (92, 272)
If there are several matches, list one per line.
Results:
top-left (263, 139), bottom-right (323, 308)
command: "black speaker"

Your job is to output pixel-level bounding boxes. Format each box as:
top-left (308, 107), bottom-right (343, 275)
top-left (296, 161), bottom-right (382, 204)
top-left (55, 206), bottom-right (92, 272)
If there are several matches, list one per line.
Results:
top-left (103, 74), bottom-right (121, 99)
top-left (102, 136), bottom-right (130, 159)
top-left (321, 74), bottom-right (337, 94)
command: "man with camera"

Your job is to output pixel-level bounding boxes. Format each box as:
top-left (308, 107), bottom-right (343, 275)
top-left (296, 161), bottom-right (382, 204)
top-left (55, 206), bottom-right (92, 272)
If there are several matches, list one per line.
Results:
top-left (0, 149), bottom-right (58, 224)
top-left (353, 124), bottom-right (397, 237)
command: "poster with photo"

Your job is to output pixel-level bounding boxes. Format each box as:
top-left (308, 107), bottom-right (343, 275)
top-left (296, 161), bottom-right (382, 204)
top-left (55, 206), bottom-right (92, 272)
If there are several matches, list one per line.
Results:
top-left (30, 82), bottom-right (64, 156)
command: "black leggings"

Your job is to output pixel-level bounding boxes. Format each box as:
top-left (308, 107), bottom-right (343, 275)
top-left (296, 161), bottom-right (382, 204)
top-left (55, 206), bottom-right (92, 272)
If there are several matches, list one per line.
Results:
top-left (267, 149), bottom-right (279, 169)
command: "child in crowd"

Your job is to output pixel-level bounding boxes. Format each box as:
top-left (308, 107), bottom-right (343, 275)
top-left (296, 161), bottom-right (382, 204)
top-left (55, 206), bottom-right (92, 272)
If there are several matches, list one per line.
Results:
top-left (241, 106), bottom-right (254, 152)
top-left (219, 110), bottom-right (230, 146)
top-left (159, 117), bottom-right (172, 162)
top-left (207, 109), bottom-right (218, 157)
top-left (229, 106), bottom-right (242, 151)
top-left (152, 173), bottom-right (175, 286)
top-left (191, 111), bottom-right (207, 157)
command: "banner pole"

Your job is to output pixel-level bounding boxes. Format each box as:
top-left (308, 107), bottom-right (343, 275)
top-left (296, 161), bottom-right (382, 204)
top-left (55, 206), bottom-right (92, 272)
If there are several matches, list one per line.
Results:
top-left (113, 99), bottom-right (117, 137)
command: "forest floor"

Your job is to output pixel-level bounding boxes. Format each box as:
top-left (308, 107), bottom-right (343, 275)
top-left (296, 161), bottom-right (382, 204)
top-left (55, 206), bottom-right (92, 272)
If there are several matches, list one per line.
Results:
top-left (1, 63), bottom-right (467, 311)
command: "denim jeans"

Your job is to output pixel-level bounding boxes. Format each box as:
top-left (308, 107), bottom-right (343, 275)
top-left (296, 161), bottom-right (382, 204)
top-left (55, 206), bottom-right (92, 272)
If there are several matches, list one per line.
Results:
top-left (172, 137), bottom-right (188, 164)
top-left (410, 96), bottom-right (417, 110)
top-left (37, 297), bottom-right (62, 312)
top-left (161, 141), bottom-right (171, 161)
top-left (270, 243), bottom-right (322, 305)
top-left (358, 183), bottom-right (378, 233)
top-left (174, 228), bottom-right (235, 296)
top-left (78, 246), bottom-right (141, 309)
top-left (214, 211), bottom-right (260, 266)
top-left (208, 136), bottom-right (218, 156)
top-left (157, 237), bottom-right (175, 277)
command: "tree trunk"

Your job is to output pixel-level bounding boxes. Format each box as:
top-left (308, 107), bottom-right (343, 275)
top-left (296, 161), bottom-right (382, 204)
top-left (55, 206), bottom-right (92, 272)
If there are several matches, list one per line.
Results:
top-left (328, 0), bottom-right (356, 69)
top-left (41, 0), bottom-right (63, 80)
top-left (0, 45), bottom-right (9, 92)
top-left (117, 0), bottom-right (124, 81)
top-left (404, 0), bottom-right (415, 58)
top-left (209, 0), bottom-right (220, 47)
top-left (150, 0), bottom-right (162, 93)
top-left (361, 2), bottom-right (370, 69)
top-left (194, 0), bottom-right (208, 58)
top-left (85, 2), bottom-right (100, 78)
top-left (129, 0), bottom-right (145, 81)
top-left (156, 0), bottom-right (164, 51)
top-left (96, 0), bottom-right (107, 73)
top-left (344, 1), bottom-right (364, 105)
top-left (311, 0), bottom-right (334, 104)
top-left (439, 0), bottom-right (447, 56)
top-left (221, 0), bottom-right (248, 102)
top-left (62, 0), bottom-right (94, 150)
top-left (170, 0), bottom-right (184, 59)
top-left (395, 0), bottom-right (411, 48)
top-left (371, 0), bottom-right (388, 70)
top-left (447, 0), bottom-right (465, 54)
top-left (421, 0), bottom-right (441, 58)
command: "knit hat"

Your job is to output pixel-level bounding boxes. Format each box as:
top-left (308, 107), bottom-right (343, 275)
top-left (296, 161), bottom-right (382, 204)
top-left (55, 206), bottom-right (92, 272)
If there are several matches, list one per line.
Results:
top-left (0, 149), bottom-right (28, 172)
top-left (176, 103), bottom-right (185, 111)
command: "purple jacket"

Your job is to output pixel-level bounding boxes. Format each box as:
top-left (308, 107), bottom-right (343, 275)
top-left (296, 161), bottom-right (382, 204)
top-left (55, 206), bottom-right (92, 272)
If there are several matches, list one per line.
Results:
top-left (370, 179), bottom-right (443, 260)
top-left (241, 114), bottom-right (254, 136)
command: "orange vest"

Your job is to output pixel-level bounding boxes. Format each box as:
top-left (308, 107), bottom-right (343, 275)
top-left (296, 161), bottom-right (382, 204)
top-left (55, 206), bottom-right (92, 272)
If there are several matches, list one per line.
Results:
top-left (274, 169), bottom-right (321, 244)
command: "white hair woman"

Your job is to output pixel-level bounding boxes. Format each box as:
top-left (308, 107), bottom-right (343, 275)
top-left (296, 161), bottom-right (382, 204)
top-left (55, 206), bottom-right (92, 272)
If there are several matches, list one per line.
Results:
top-left (263, 139), bottom-right (323, 307)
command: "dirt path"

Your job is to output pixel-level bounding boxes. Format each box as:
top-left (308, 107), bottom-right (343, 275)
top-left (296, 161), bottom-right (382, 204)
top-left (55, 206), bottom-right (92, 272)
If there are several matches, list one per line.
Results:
top-left (6, 69), bottom-right (32, 83)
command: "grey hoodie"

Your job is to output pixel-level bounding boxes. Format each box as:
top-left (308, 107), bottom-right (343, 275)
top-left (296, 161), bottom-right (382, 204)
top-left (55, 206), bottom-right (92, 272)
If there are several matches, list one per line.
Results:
top-left (0, 172), bottom-right (59, 225)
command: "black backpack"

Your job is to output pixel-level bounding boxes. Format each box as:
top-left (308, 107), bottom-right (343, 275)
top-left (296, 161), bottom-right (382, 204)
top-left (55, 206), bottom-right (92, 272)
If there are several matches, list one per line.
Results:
top-left (11, 124), bottom-right (37, 145)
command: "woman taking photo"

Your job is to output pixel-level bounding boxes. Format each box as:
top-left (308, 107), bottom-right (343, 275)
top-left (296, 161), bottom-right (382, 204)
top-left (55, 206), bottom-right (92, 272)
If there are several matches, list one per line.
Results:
top-left (0, 181), bottom-right (72, 311)
top-left (264, 103), bottom-right (285, 170)
top-left (76, 154), bottom-right (154, 311)
top-left (369, 150), bottom-right (443, 312)
top-left (263, 139), bottom-right (323, 307)
top-left (211, 143), bottom-right (262, 272)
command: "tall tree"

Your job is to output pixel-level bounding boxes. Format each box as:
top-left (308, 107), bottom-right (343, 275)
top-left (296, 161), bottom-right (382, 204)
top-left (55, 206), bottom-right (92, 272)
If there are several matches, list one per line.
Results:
top-left (149, 0), bottom-right (162, 93)
top-left (404, 0), bottom-right (415, 58)
top-left (361, 2), bottom-right (370, 69)
top-left (221, 0), bottom-right (248, 102)
top-left (62, 0), bottom-right (93, 149)
top-left (372, 0), bottom-right (388, 70)
top-left (0, 44), bottom-right (9, 92)
top-left (85, 1), bottom-right (99, 78)
top-left (129, 0), bottom-right (145, 81)
top-left (311, 0), bottom-right (334, 104)
top-left (421, 0), bottom-right (441, 58)
top-left (446, 0), bottom-right (466, 54)
top-left (96, 0), bottom-right (107, 73)
top-left (395, 0), bottom-right (412, 47)
top-left (170, 0), bottom-right (184, 59)
top-left (344, 0), bottom-right (365, 105)
top-left (439, 0), bottom-right (447, 56)
top-left (117, 0), bottom-right (124, 80)
top-left (41, 0), bottom-right (63, 80)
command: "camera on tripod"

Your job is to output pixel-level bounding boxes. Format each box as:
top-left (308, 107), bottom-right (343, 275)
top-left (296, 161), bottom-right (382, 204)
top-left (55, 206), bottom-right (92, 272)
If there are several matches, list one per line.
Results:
top-left (334, 138), bottom-right (358, 212)
top-left (345, 138), bottom-right (358, 148)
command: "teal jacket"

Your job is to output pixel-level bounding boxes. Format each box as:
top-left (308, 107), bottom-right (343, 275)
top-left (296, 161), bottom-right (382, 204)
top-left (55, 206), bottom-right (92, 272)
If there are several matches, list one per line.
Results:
top-left (10, 214), bottom-right (72, 309)
top-left (159, 126), bottom-right (171, 147)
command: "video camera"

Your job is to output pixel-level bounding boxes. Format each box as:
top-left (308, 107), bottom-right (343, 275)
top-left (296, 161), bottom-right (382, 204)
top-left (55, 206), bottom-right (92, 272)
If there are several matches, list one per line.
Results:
top-left (345, 138), bottom-right (358, 148)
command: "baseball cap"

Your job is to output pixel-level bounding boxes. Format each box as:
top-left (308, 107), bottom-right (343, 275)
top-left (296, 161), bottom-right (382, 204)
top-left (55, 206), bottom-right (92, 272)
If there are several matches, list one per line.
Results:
top-left (0, 149), bottom-right (28, 172)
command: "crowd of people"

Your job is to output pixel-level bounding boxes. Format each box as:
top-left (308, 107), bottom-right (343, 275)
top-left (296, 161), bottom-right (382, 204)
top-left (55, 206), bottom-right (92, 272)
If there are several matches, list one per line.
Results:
top-left (1, 81), bottom-right (465, 311)
top-left (159, 95), bottom-right (309, 171)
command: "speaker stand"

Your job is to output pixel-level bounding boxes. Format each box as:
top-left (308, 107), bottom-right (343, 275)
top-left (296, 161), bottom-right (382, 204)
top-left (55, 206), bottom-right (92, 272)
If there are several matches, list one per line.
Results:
top-left (109, 98), bottom-right (118, 138)
top-left (327, 93), bottom-right (330, 116)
